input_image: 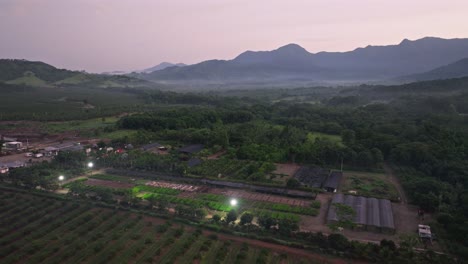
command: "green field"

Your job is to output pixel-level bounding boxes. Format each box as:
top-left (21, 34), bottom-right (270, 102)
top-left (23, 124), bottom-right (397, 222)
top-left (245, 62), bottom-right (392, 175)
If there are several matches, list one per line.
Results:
top-left (41, 117), bottom-right (119, 133)
top-left (0, 86), bottom-right (143, 121)
top-left (0, 190), bottom-right (317, 264)
top-left (341, 171), bottom-right (399, 201)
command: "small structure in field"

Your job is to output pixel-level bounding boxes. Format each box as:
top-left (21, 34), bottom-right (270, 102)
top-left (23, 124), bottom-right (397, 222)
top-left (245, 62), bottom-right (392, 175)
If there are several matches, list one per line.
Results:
top-left (327, 193), bottom-right (395, 234)
top-left (4, 141), bottom-right (23, 150)
top-left (141, 142), bottom-right (168, 154)
top-left (418, 224), bottom-right (433, 242)
top-left (179, 144), bottom-right (204, 154)
top-left (44, 146), bottom-right (59, 156)
top-left (323, 171), bottom-right (343, 193)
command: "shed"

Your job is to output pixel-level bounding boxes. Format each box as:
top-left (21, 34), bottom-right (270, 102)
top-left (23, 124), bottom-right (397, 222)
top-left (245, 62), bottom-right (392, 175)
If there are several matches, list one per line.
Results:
top-left (179, 144), bottom-right (204, 154)
top-left (323, 171), bottom-right (342, 192)
top-left (5, 141), bottom-right (23, 150)
top-left (141, 143), bottom-right (162, 151)
top-left (44, 146), bottom-right (59, 156)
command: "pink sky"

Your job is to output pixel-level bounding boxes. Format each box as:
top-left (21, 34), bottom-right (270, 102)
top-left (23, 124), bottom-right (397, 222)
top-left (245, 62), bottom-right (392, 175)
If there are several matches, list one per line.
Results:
top-left (1, 0), bottom-right (467, 73)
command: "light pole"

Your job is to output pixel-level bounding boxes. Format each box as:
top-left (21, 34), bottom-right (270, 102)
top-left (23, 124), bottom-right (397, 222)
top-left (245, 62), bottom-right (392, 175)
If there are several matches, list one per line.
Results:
top-left (230, 198), bottom-right (238, 207)
top-left (58, 175), bottom-right (65, 187)
top-left (87, 162), bottom-right (94, 169)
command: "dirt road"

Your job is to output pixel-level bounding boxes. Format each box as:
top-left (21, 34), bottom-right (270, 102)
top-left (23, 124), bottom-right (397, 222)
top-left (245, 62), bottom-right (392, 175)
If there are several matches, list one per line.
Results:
top-left (383, 163), bottom-right (407, 204)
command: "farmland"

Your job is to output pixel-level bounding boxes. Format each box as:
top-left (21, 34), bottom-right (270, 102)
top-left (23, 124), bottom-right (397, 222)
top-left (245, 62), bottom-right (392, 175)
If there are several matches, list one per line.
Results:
top-left (0, 190), bottom-right (328, 264)
top-left (71, 175), bottom-right (320, 217)
top-left (340, 171), bottom-right (400, 201)
top-left (188, 158), bottom-right (273, 181)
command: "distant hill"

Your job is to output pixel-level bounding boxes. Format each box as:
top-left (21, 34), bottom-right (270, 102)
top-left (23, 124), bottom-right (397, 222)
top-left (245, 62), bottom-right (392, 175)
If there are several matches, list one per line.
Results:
top-left (137, 37), bottom-right (468, 85)
top-left (0, 59), bottom-right (153, 89)
top-left (398, 58), bottom-right (468, 82)
top-left (141, 62), bottom-right (186, 73)
top-left (0, 59), bottom-right (77, 82)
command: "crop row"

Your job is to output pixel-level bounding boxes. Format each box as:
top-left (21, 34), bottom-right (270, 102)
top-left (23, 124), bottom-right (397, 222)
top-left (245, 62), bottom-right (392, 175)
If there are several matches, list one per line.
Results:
top-left (252, 201), bottom-right (319, 216)
top-left (142, 192), bottom-right (233, 212)
top-left (254, 209), bottom-right (301, 222)
top-left (0, 191), bottom-right (312, 263)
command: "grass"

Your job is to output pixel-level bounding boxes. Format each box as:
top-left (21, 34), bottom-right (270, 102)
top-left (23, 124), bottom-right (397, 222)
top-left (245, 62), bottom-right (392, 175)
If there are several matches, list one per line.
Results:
top-left (100, 129), bottom-right (137, 140)
top-left (6, 75), bottom-right (51, 87)
top-left (341, 171), bottom-right (399, 201)
top-left (0, 85), bottom-right (143, 121)
top-left (41, 116), bottom-right (119, 133)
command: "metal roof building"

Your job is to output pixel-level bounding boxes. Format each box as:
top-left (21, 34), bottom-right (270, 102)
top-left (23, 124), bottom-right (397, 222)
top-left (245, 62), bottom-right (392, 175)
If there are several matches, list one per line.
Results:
top-left (327, 193), bottom-right (395, 233)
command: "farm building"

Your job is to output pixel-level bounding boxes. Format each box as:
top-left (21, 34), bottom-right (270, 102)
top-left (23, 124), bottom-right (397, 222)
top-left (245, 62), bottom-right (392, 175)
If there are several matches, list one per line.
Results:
top-left (323, 171), bottom-right (342, 192)
top-left (294, 166), bottom-right (330, 188)
top-left (327, 193), bottom-right (395, 233)
top-left (418, 224), bottom-right (433, 242)
top-left (141, 142), bottom-right (162, 151)
top-left (4, 141), bottom-right (23, 150)
top-left (141, 142), bottom-right (168, 154)
top-left (0, 161), bottom-right (25, 170)
top-left (44, 146), bottom-right (59, 156)
top-left (179, 144), bottom-right (204, 154)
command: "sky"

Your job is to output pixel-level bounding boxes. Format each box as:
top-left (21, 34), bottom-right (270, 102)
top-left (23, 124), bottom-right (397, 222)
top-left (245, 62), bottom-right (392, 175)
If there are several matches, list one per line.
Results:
top-left (1, 0), bottom-right (467, 73)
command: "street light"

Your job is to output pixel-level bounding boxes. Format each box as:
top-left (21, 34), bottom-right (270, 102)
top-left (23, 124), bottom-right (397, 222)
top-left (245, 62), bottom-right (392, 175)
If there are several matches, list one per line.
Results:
top-left (58, 175), bottom-right (65, 188)
top-left (230, 199), bottom-right (238, 206)
top-left (87, 162), bottom-right (94, 169)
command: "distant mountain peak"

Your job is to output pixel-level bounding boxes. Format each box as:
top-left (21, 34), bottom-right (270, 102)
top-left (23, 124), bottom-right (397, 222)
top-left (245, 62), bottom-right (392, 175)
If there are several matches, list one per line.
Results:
top-left (276, 43), bottom-right (308, 53)
top-left (399, 38), bottom-right (411, 45)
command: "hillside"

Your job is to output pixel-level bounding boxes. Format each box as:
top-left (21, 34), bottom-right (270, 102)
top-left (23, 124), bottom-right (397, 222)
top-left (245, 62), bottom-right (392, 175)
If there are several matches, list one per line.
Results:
top-left (138, 37), bottom-right (468, 85)
top-left (0, 59), bottom-right (77, 82)
top-left (398, 58), bottom-right (468, 82)
top-left (141, 62), bottom-right (186, 73)
top-left (0, 59), bottom-right (154, 89)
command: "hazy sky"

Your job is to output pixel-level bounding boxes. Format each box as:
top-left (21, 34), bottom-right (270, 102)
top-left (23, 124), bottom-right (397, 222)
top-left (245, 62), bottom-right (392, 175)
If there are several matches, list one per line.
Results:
top-left (1, 0), bottom-right (467, 73)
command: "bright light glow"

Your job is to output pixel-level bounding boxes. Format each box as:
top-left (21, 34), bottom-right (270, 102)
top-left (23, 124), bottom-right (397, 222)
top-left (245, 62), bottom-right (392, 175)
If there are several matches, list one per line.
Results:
top-left (58, 175), bottom-right (65, 181)
top-left (230, 199), bottom-right (238, 206)
top-left (88, 162), bottom-right (94, 168)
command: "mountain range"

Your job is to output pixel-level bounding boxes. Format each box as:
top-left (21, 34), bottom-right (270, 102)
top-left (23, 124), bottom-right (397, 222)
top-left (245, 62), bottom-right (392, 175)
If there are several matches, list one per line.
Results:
top-left (2, 37), bottom-right (468, 89)
top-left (136, 37), bottom-right (468, 85)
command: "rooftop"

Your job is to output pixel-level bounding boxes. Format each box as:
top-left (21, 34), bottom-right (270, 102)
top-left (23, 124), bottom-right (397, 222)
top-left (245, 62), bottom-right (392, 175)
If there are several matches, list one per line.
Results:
top-left (323, 171), bottom-right (342, 190)
top-left (327, 193), bottom-right (395, 230)
top-left (179, 144), bottom-right (204, 154)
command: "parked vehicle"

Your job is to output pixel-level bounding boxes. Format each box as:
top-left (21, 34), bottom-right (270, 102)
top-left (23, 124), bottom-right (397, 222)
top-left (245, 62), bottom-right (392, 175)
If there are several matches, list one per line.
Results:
top-left (34, 153), bottom-right (44, 158)
top-left (25, 152), bottom-right (33, 157)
